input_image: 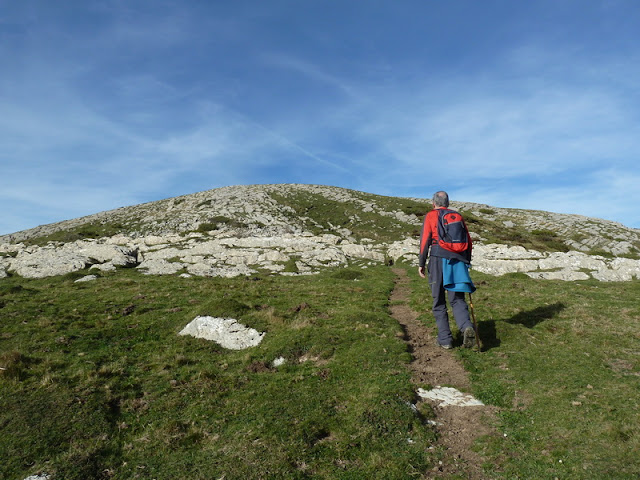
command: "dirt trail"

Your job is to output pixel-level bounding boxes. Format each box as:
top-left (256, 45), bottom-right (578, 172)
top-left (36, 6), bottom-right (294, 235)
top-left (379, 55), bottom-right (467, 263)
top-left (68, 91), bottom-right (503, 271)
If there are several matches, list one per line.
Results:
top-left (390, 268), bottom-right (496, 479)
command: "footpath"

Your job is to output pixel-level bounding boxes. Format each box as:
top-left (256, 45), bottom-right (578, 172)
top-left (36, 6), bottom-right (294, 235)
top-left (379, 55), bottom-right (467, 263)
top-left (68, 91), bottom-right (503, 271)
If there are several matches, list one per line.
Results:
top-left (390, 268), bottom-right (496, 478)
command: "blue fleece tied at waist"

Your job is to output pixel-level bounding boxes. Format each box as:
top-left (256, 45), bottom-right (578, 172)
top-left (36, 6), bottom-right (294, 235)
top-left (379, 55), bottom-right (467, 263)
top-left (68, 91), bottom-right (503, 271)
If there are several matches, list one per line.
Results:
top-left (442, 258), bottom-right (476, 293)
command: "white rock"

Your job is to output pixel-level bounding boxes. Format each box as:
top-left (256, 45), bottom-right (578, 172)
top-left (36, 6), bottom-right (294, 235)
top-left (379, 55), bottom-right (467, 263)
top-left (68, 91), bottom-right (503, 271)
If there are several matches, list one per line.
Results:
top-left (90, 262), bottom-right (117, 272)
top-left (138, 259), bottom-right (185, 275)
top-left (10, 249), bottom-right (87, 278)
top-left (76, 243), bottom-right (137, 267)
top-left (525, 270), bottom-right (590, 281)
top-left (144, 235), bottom-right (168, 246)
top-left (186, 263), bottom-right (253, 278)
top-left (538, 251), bottom-right (606, 271)
top-left (179, 316), bottom-right (265, 349)
top-left (472, 259), bottom-right (541, 276)
top-left (105, 234), bottom-right (133, 245)
top-left (417, 386), bottom-right (484, 407)
top-left (272, 356), bottom-right (286, 367)
top-left (74, 275), bottom-right (98, 283)
top-left (387, 238), bottom-right (418, 262)
top-left (0, 257), bottom-right (10, 277)
top-left (341, 244), bottom-right (385, 262)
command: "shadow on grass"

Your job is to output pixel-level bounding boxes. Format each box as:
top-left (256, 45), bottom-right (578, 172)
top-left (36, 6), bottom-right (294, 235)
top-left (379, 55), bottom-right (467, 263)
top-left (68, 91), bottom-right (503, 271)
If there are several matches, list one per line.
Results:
top-left (478, 302), bottom-right (566, 351)
top-left (477, 321), bottom-right (500, 351)
top-left (506, 302), bottom-right (566, 328)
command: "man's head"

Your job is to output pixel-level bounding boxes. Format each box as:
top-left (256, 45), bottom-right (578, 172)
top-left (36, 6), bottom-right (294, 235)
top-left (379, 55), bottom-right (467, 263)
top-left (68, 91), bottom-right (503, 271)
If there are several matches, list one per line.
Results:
top-left (432, 191), bottom-right (449, 208)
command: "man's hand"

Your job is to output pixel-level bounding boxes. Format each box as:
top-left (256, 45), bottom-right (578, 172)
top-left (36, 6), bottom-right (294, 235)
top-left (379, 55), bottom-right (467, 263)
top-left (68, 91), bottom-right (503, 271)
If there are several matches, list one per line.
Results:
top-left (418, 266), bottom-right (426, 278)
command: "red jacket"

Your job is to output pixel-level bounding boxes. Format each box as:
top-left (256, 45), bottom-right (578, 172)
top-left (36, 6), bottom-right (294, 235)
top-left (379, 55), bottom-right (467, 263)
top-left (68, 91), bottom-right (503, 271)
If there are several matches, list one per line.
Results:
top-left (418, 207), bottom-right (472, 267)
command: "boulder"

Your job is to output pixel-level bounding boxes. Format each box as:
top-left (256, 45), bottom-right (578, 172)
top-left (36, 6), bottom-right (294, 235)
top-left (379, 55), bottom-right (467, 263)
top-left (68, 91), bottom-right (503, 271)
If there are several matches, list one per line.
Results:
top-left (76, 242), bottom-right (138, 267)
top-left (9, 248), bottom-right (87, 278)
top-left (186, 263), bottom-right (253, 278)
top-left (138, 259), bottom-right (185, 275)
top-left (179, 316), bottom-right (265, 349)
top-left (341, 243), bottom-right (385, 262)
top-left (74, 275), bottom-right (98, 283)
top-left (387, 238), bottom-right (418, 263)
top-left (90, 263), bottom-right (117, 272)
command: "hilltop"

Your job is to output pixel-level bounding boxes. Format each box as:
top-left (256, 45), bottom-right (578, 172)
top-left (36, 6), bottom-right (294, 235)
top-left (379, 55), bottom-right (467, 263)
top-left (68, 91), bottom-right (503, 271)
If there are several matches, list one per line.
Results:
top-left (1, 184), bottom-right (639, 281)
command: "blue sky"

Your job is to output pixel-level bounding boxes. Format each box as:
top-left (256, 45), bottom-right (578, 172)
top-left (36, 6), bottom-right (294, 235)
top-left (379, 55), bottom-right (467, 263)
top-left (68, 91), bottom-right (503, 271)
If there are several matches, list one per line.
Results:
top-left (2, 0), bottom-right (640, 235)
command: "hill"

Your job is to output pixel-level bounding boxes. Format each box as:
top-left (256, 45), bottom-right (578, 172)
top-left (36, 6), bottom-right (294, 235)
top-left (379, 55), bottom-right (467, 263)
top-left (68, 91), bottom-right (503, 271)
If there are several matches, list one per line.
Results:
top-left (2, 185), bottom-right (640, 479)
top-left (1, 184), bottom-right (639, 281)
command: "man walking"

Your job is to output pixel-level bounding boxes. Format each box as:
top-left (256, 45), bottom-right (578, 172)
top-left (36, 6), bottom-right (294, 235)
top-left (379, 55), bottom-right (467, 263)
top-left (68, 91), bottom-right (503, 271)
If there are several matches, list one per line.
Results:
top-left (418, 191), bottom-right (476, 349)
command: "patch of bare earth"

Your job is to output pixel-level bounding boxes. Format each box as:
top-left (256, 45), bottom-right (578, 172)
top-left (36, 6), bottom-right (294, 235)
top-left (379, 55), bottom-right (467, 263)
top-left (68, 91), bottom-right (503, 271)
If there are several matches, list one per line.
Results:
top-left (390, 268), bottom-right (497, 479)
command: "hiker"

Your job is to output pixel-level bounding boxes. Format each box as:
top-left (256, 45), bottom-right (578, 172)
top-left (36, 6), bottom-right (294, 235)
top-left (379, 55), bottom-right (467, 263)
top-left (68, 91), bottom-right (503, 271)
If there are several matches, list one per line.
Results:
top-left (418, 191), bottom-right (476, 349)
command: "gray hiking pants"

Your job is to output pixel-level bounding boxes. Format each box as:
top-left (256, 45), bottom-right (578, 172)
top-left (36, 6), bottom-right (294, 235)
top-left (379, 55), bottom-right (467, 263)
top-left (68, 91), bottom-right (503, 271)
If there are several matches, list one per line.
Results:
top-left (428, 256), bottom-right (474, 347)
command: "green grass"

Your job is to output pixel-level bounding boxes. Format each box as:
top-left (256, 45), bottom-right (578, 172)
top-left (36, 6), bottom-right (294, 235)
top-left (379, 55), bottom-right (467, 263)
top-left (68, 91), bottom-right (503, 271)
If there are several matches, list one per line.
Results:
top-left (1, 266), bottom-right (436, 480)
top-left (460, 211), bottom-right (570, 253)
top-left (3, 264), bottom-right (640, 479)
top-left (408, 269), bottom-right (640, 479)
top-left (23, 221), bottom-right (130, 246)
top-left (268, 190), bottom-right (427, 243)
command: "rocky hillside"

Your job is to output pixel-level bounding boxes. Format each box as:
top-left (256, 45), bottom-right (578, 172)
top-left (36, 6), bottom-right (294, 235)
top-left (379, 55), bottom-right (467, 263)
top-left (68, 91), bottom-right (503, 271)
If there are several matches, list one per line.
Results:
top-left (1, 184), bottom-right (639, 281)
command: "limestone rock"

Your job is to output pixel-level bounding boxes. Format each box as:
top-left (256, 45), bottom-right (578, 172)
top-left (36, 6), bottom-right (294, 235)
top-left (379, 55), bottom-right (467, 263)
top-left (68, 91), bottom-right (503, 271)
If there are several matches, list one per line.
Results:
top-left (525, 270), bottom-right (591, 281)
top-left (179, 316), bottom-right (265, 349)
top-left (74, 274), bottom-right (98, 283)
top-left (138, 259), bottom-right (185, 275)
top-left (2, 184), bottom-right (639, 282)
top-left (387, 238), bottom-right (418, 263)
top-left (10, 248), bottom-right (87, 278)
top-left (90, 263), bottom-right (117, 272)
top-left (341, 243), bottom-right (385, 262)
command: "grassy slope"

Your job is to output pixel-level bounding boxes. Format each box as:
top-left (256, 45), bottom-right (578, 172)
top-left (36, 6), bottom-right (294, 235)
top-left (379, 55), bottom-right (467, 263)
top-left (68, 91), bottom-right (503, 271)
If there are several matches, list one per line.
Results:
top-left (3, 265), bottom-right (639, 479)
top-left (2, 184), bottom-right (640, 479)
top-left (408, 269), bottom-right (640, 479)
top-left (1, 267), bottom-right (438, 480)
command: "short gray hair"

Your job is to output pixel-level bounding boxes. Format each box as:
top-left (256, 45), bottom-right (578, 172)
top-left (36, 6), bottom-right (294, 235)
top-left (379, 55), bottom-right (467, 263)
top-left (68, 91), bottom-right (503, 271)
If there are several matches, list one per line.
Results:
top-left (432, 191), bottom-right (449, 207)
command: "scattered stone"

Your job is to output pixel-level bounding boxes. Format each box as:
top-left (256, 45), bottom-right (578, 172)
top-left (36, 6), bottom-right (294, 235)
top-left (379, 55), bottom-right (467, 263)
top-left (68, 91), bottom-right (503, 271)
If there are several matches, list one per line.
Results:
top-left (90, 262), bottom-right (116, 272)
top-left (417, 386), bottom-right (485, 407)
top-left (179, 316), bottom-right (265, 349)
top-left (273, 356), bottom-right (286, 367)
top-left (74, 275), bottom-right (98, 283)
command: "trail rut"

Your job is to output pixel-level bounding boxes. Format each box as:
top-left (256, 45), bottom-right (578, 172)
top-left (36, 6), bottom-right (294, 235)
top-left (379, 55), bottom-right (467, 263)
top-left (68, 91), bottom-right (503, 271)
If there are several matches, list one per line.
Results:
top-left (390, 267), bottom-right (496, 478)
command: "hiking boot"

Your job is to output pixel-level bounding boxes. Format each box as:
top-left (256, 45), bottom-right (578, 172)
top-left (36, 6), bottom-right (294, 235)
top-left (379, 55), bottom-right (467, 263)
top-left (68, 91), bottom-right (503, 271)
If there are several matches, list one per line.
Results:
top-left (437, 341), bottom-right (453, 350)
top-left (463, 327), bottom-right (476, 349)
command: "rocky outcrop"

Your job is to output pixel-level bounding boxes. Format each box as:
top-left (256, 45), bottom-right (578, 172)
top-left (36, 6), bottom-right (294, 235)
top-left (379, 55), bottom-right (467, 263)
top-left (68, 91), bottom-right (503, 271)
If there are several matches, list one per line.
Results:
top-left (1, 184), bottom-right (639, 282)
top-left (470, 245), bottom-right (640, 281)
top-left (2, 241), bottom-right (138, 279)
top-left (2, 229), bottom-right (639, 281)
